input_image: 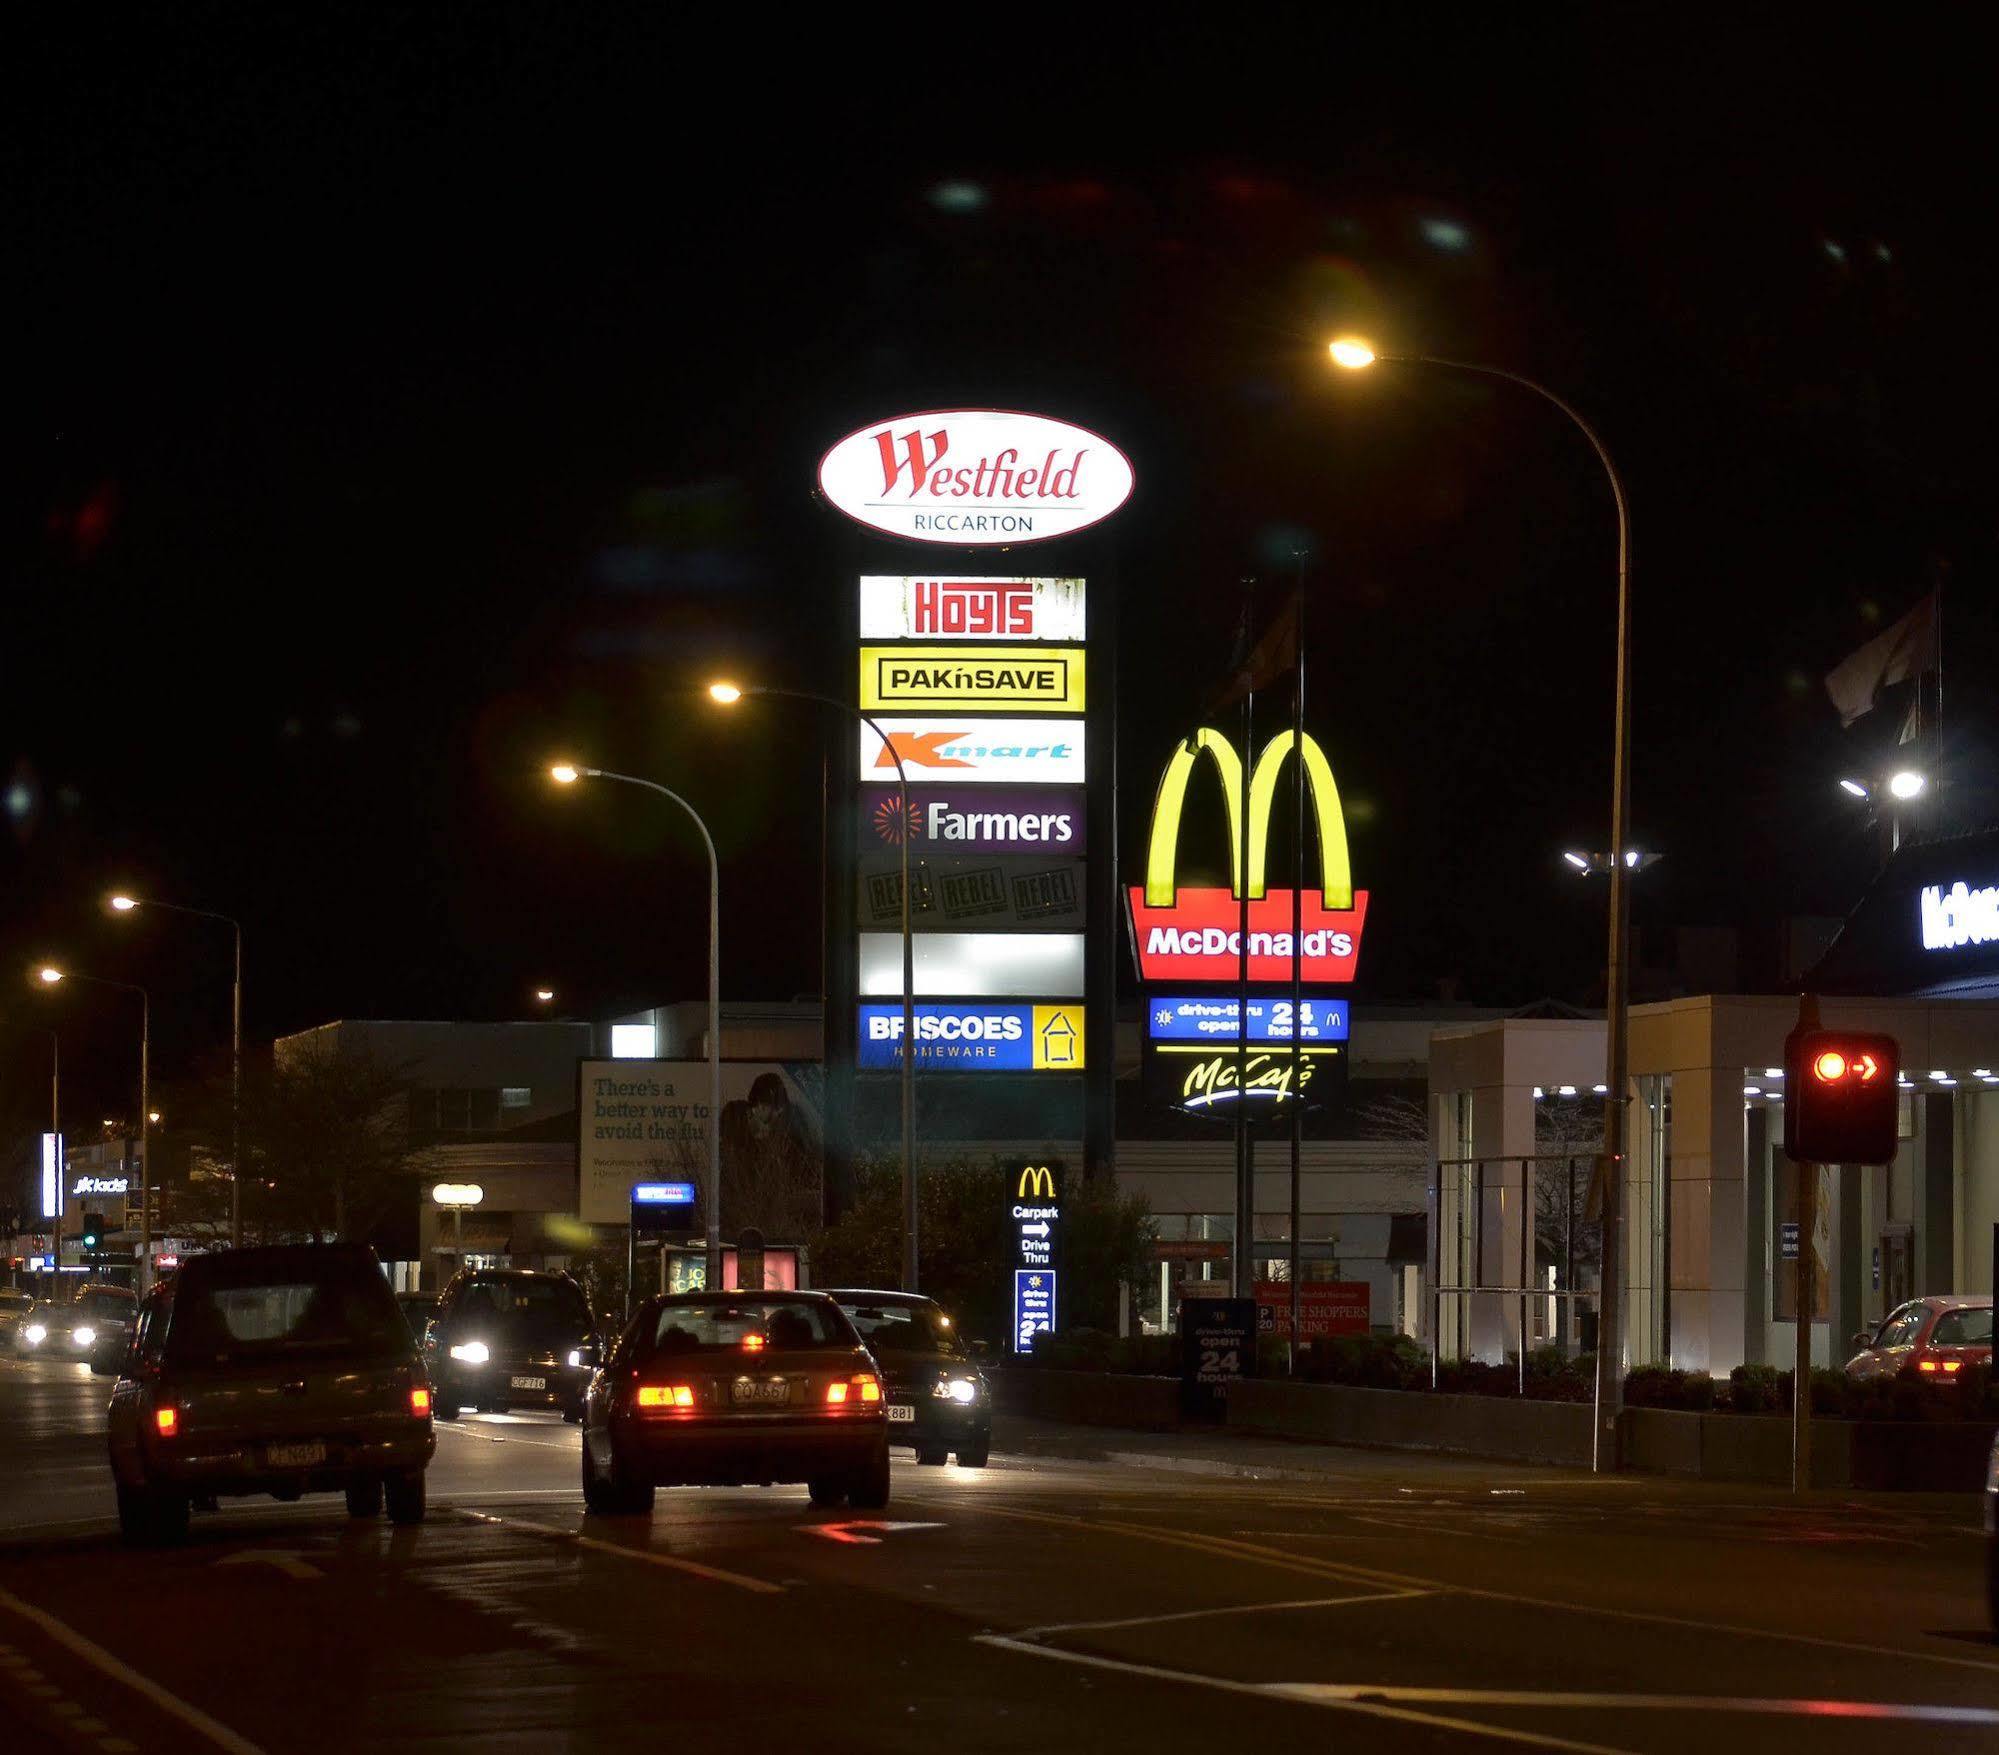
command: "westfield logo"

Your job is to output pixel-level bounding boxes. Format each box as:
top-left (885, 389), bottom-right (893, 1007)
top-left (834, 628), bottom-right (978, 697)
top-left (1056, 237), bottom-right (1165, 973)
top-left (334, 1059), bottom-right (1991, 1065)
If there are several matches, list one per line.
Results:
top-left (874, 429), bottom-right (1089, 502)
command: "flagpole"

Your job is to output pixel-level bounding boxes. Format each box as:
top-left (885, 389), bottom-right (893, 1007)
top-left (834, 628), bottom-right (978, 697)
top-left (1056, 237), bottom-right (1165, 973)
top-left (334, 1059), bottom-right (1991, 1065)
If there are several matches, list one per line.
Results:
top-left (1235, 632), bottom-right (1255, 1304)
top-left (1289, 569), bottom-right (1305, 1374)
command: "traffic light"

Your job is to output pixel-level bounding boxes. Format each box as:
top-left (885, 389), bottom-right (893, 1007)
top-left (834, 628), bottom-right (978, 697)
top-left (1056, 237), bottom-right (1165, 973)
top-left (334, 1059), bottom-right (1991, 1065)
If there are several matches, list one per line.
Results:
top-left (79, 1211), bottom-right (104, 1251)
top-left (1782, 1027), bottom-right (1899, 1164)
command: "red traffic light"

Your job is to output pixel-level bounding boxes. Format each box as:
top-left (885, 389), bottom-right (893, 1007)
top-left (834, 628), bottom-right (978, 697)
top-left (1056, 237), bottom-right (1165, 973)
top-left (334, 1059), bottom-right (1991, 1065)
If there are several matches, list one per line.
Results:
top-left (1784, 1026), bottom-right (1899, 1164)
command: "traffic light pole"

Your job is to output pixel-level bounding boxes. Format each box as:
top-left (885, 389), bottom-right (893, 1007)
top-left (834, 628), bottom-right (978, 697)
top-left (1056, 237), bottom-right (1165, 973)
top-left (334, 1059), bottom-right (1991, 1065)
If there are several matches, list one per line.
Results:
top-left (1793, 1158), bottom-right (1814, 1494)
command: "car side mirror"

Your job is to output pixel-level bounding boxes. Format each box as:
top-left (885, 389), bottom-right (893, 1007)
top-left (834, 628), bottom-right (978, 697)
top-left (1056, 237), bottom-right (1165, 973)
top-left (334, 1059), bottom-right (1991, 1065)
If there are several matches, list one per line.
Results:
top-left (1851, 1330), bottom-right (1874, 1351)
top-left (968, 1339), bottom-right (993, 1362)
top-left (90, 1340), bottom-right (124, 1377)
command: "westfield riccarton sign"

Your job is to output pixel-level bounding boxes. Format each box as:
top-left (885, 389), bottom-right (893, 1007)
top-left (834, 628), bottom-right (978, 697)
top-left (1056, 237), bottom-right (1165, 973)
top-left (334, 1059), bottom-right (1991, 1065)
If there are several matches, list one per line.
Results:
top-left (819, 410), bottom-right (1135, 545)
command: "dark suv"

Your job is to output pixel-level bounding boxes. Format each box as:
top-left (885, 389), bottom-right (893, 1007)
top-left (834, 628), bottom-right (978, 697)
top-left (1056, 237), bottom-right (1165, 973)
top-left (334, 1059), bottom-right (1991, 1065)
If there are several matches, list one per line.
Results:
top-left (827, 1290), bottom-right (990, 1468)
top-left (102, 1243), bottom-right (434, 1544)
top-left (424, 1268), bottom-right (600, 1420)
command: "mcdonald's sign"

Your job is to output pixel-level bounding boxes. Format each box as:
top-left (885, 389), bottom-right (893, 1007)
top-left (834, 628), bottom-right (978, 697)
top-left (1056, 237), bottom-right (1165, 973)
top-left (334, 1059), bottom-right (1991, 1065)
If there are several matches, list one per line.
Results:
top-left (1125, 728), bottom-right (1369, 983)
top-left (1017, 1165), bottom-right (1058, 1200)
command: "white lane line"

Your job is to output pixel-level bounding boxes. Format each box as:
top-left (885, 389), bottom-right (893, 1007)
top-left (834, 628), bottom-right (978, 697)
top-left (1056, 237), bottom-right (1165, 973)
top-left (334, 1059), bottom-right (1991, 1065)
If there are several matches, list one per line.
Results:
top-left (1017, 1589), bottom-right (1431, 1639)
top-left (456, 1509), bottom-right (783, 1595)
top-left (1268, 1684), bottom-right (1999, 1725)
top-left (971, 1634), bottom-right (1632, 1755)
top-left (0, 1583), bottom-right (271, 1755)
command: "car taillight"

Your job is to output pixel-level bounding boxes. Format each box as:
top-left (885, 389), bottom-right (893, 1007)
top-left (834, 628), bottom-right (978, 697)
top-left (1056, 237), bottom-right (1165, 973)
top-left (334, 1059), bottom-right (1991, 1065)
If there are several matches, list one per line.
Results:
top-left (154, 1405), bottom-right (179, 1437)
top-left (826, 1374), bottom-right (882, 1407)
top-left (742, 1334), bottom-right (767, 1353)
top-left (637, 1385), bottom-right (695, 1411)
top-left (410, 1386), bottom-right (433, 1416)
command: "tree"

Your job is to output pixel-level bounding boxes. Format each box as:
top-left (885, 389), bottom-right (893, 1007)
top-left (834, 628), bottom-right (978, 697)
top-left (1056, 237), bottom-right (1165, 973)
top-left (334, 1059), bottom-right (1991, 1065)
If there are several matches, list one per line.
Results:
top-left (812, 1158), bottom-right (1152, 1348)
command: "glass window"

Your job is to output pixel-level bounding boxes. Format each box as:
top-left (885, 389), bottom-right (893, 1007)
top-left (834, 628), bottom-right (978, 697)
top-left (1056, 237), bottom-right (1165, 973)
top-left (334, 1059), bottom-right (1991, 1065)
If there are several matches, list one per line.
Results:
top-left (1930, 1307), bottom-right (1993, 1347)
top-left (167, 1251), bottom-right (406, 1366)
top-left (1874, 1304), bottom-right (1925, 1348)
top-left (840, 1299), bottom-right (966, 1358)
top-left (645, 1298), bottom-right (851, 1355)
top-left (468, 1089), bottom-right (500, 1131)
top-left (451, 1275), bottom-right (591, 1345)
top-left (501, 1087), bottom-right (531, 1109)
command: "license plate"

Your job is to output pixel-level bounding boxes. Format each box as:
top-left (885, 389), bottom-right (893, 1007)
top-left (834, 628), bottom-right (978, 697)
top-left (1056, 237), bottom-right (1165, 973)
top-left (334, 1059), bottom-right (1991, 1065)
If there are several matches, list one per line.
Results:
top-left (886, 1403), bottom-right (915, 1423)
top-left (265, 1441), bottom-right (326, 1469)
top-left (510, 1375), bottom-right (546, 1391)
top-left (732, 1379), bottom-right (789, 1405)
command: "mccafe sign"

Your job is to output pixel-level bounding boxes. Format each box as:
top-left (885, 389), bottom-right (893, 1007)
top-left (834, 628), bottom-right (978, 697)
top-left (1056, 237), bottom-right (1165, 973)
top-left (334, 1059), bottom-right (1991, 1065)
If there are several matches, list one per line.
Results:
top-left (819, 411), bottom-right (1135, 545)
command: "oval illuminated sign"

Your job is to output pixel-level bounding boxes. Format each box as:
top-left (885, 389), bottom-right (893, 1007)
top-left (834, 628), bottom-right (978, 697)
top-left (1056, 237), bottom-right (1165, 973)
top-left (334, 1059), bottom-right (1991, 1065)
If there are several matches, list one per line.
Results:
top-left (818, 409), bottom-right (1134, 546)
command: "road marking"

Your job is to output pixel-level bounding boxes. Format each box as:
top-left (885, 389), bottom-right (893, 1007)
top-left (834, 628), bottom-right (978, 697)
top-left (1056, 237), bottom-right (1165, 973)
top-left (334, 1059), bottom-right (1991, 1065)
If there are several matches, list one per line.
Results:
top-left (798, 1520), bottom-right (947, 1545)
top-left (0, 1583), bottom-right (271, 1755)
top-left (456, 1509), bottom-right (783, 1594)
top-left (1016, 1588), bottom-right (1431, 1639)
top-left (216, 1550), bottom-right (322, 1581)
top-left (1269, 1684), bottom-right (1999, 1725)
top-left (914, 1497), bottom-right (1999, 1678)
top-left (972, 1635), bottom-right (1632, 1754)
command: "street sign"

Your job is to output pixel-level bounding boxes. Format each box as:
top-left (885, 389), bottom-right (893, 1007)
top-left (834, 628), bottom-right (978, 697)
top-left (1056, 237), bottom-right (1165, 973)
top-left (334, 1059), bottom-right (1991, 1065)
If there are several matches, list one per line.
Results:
top-left (631, 1182), bottom-right (698, 1236)
top-left (1010, 1160), bottom-right (1062, 1280)
top-left (1779, 1222), bottom-right (1800, 1260)
top-left (1180, 1296), bottom-right (1256, 1421)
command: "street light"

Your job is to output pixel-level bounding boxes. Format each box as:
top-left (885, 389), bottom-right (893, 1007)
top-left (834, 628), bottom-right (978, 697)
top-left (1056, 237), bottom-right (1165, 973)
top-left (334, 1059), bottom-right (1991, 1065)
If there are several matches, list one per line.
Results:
top-left (709, 680), bottom-right (921, 1292)
top-left (34, 965), bottom-right (151, 1293)
top-left (533, 987), bottom-right (556, 1005)
top-left (431, 1181), bottom-right (485, 1277)
top-left (1334, 334), bottom-right (1633, 1474)
top-left (107, 893), bottom-right (245, 1246)
top-left (548, 762), bottom-right (722, 1289)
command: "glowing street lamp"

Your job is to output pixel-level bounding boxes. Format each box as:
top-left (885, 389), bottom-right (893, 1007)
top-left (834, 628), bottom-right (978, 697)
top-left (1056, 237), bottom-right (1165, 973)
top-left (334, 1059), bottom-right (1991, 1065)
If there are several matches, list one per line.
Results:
top-left (710, 680), bottom-right (921, 1292)
top-left (34, 964), bottom-right (152, 1291)
top-left (107, 892), bottom-right (245, 1246)
top-left (546, 761), bottom-right (722, 1289)
top-left (1336, 333), bottom-right (1633, 1475)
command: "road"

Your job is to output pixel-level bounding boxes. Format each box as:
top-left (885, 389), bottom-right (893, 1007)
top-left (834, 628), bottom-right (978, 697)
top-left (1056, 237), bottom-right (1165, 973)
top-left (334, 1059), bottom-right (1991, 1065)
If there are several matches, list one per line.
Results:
top-left (2, 1351), bottom-right (1995, 1754)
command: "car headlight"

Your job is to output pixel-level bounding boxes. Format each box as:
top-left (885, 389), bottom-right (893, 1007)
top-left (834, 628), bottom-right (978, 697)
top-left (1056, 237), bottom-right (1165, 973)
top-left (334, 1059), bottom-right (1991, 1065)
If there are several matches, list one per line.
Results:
top-left (566, 1349), bottom-right (585, 1368)
top-left (934, 1378), bottom-right (979, 1403)
top-left (24, 1323), bottom-right (47, 1345)
top-left (449, 1341), bottom-right (489, 1365)
top-left (73, 1326), bottom-right (96, 1348)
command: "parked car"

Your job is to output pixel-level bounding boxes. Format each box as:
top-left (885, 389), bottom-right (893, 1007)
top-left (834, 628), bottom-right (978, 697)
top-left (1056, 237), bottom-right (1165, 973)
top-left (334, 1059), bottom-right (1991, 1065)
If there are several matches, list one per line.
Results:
top-left (1986, 1428), bottom-right (1998, 1629)
top-left (1844, 1295), bottom-right (1993, 1382)
top-left (22, 1283), bottom-right (136, 1359)
top-left (580, 1291), bottom-right (889, 1515)
top-left (424, 1268), bottom-right (600, 1421)
top-left (0, 1288), bottom-right (35, 1350)
top-left (101, 1242), bottom-right (434, 1544)
top-left (826, 1289), bottom-right (990, 1468)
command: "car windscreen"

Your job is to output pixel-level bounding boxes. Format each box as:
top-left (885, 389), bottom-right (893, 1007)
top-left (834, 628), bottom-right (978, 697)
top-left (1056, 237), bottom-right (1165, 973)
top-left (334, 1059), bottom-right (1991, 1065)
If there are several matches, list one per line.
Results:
top-left (78, 1290), bottom-right (135, 1319)
top-left (166, 1255), bottom-right (408, 1367)
top-left (451, 1278), bottom-right (591, 1347)
top-left (1931, 1307), bottom-right (1993, 1347)
top-left (840, 1301), bottom-right (966, 1358)
top-left (645, 1299), bottom-right (850, 1356)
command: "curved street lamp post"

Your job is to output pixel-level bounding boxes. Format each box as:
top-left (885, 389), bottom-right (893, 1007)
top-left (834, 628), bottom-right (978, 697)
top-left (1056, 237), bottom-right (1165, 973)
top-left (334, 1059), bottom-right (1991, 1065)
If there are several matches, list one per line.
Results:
top-left (709, 682), bottom-right (920, 1293)
top-left (1333, 338), bottom-right (1633, 1473)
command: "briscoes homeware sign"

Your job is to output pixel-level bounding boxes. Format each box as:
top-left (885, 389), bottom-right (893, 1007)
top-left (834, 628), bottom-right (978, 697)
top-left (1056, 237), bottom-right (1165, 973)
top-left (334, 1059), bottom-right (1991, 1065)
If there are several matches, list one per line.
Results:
top-left (819, 410), bottom-right (1134, 545)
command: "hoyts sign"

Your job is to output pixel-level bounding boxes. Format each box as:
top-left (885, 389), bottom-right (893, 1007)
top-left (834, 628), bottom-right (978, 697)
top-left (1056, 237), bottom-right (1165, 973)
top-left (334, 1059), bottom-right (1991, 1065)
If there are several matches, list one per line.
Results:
top-left (860, 576), bottom-right (1087, 641)
top-left (1126, 727), bottom-right (1368, 983)
top-left (819, 411), bottom-right (1134, 545)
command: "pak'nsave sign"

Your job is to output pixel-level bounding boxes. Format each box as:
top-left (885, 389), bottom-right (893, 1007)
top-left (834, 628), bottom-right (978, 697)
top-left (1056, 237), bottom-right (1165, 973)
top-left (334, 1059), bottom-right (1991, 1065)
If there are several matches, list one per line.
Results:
top-left (860, 645), bottom-right (1085, 712)
top-left (857, 1004), bottom-right (1084, 1071)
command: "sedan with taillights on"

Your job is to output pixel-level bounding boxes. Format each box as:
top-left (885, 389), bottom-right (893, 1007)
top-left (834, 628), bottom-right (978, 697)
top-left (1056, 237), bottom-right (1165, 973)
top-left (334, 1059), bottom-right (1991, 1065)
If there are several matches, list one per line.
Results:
top-left (581, 1292), bottom-right (890, 1516)
top-left (1845, 1295), bottom-right (1993, 1383)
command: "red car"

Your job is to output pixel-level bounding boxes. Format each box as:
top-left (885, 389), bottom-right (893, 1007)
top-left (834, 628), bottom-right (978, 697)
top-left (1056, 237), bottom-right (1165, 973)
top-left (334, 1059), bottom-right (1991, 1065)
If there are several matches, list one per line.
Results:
top-left (1845, 1295), bottom-right (1993, 1382)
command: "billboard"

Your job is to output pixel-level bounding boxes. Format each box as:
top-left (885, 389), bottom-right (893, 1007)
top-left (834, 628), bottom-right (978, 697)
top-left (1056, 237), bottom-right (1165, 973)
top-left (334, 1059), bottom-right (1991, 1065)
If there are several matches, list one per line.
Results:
top-left (857, 854), bottom-right (1086, 931)
top-left (1145, 1043), bottom-right (1344, 1116)
top-left (576, 1060), bottom-right (820, 1226)
top-left (859, 717), bottom-right (1085, 785)
top-left (1254, 1281), bottom-right (1371, 1338)
top-left (860, 576), bottom-right (1086, 642)
top-left (856, 1003), bottom-right (1084, 1071)
top-left (859, 931), bottom-right (1086, 998)
top-left (860, 645), bottom-right (1085, 713)
top-left (819, 410), bottom-right (1134, 546)
top-left (863, 786), bottom-right (1085, 855)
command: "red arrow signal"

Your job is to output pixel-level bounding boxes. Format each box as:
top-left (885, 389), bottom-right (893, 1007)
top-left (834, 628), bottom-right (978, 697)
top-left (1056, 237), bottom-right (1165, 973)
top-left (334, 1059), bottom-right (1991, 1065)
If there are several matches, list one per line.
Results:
top-left (1855, 1054), bottom-right (1878, 1081)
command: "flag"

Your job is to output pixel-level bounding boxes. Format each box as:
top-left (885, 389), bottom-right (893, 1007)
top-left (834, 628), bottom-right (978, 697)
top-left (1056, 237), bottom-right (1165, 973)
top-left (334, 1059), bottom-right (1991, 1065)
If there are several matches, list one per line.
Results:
top-left (1205, 587), bottom-right (1301, 716)
top-left (1824, 592), bottom-right (1938, 728)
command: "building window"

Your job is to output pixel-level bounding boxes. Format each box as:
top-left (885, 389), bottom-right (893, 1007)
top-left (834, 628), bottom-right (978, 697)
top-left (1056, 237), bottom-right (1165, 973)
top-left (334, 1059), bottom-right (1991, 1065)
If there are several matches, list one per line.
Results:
top-left (501, 1087), bottom-right (531, 1109)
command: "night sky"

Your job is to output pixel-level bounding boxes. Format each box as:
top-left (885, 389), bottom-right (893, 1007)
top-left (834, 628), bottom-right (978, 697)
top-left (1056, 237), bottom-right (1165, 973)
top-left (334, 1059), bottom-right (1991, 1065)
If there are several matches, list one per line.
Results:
top-left (6, 13), bottom-right (1996, 1152)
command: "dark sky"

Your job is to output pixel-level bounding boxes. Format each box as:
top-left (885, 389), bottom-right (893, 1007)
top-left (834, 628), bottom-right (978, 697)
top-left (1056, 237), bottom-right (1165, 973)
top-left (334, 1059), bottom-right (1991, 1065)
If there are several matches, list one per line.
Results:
top-left (5, 11), bottom-right (1996, 1149)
